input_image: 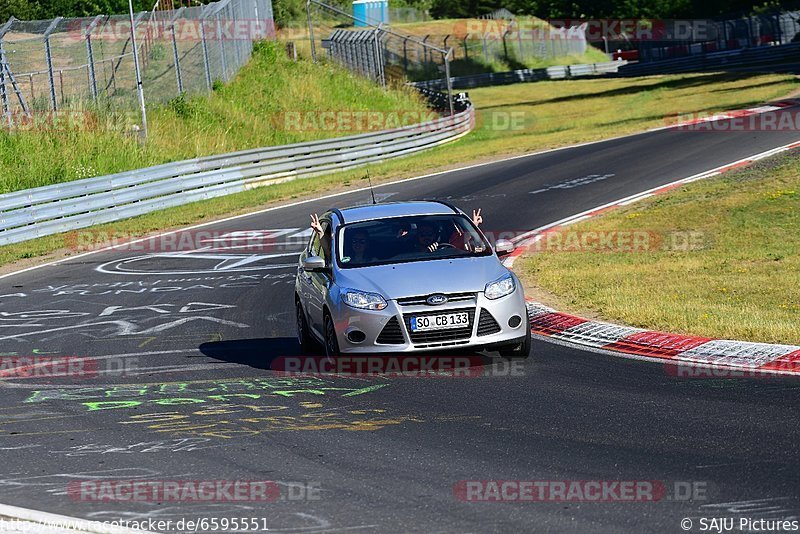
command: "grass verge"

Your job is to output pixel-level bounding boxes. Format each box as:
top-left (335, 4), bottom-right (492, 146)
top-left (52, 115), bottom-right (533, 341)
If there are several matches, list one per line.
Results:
top-left (518, 151), bottom-right (800, 344)
top-left (0, 40), bottom-right (428, 193)
top-left (1, 71), bottom-right (798, 274)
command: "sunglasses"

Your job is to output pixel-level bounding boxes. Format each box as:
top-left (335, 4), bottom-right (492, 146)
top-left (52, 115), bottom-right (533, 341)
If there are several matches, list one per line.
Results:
top-left (352, 238), bottom-right (367, 244)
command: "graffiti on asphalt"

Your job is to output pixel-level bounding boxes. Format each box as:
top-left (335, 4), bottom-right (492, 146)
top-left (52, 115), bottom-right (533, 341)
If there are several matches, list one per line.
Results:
top-left (19, 377), bottom-right (405, 439)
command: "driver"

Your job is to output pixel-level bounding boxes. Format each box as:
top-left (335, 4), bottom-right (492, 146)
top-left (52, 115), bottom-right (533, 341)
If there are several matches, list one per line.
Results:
top-left (414, 221), bottom-right (441, 253)
top-left (415, 209), bottom-right (484, 253)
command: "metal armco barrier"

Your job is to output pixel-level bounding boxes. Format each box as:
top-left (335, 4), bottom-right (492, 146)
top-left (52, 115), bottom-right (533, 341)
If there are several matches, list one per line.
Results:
top-left (615, 42), bottom-right (800, 76)
top-left (0, 106), bottom-right (474, 246)
top-left (411, 61), bottom-right (627, 90)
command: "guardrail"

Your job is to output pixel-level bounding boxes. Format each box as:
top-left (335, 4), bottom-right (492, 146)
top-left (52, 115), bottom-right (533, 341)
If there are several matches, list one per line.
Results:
top-left (410, 61), bottom-right (627, 90)
top-left (0, 106), bottom-right (474, 246)
top-left (615, 41), bottom-right (800, 76)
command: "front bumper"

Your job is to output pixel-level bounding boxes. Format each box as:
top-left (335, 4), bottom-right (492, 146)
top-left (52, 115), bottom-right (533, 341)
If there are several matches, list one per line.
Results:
top-left (329, 287), bottom-right (528, 353)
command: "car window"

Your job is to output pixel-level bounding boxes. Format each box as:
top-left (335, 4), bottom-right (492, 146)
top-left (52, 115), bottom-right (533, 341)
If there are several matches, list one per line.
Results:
top-left (337, 214), bottom-right (491, 268)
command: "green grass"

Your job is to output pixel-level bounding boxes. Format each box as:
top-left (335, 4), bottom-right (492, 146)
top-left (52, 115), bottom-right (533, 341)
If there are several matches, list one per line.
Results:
top-left (0, 40), bottom-right (429, 194)
top-left (519, 152), bottom-right (800, 344)
top-left (1, 69), bottom-right (798, 276)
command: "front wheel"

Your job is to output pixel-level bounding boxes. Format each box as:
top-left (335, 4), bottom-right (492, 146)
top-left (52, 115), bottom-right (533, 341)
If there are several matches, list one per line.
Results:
top-left (498, 315), bottom-right (531, 360)
top-left (323, 313), bottom-right (341, 359)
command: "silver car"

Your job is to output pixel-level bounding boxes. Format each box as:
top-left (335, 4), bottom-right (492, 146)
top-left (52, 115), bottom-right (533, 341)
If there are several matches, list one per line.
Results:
top-left (294, 201), bottom-right (530, 358)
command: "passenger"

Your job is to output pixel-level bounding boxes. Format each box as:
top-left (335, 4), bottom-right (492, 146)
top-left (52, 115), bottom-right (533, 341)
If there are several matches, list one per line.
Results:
top-left (347, 229), bottom-right (377, 264)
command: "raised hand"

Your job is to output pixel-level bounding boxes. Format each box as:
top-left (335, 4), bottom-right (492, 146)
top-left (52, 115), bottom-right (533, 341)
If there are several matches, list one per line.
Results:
top-left (310, 213), bottom-right (324, 237)
top-left (472, 208), bottom-right (483, 227)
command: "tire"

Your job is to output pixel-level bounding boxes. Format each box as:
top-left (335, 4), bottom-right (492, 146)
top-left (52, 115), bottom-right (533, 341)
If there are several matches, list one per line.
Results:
top-left (295, 298), bottom-right (315, 353)
top-left (498, 315), bottom-right (531, 360)
top-left (323, 312), bottom-right (341, 359)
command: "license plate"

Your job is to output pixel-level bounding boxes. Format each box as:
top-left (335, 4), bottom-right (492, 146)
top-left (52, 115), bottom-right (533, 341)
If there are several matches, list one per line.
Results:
top-left (410, 312), bottom-right (469, 332)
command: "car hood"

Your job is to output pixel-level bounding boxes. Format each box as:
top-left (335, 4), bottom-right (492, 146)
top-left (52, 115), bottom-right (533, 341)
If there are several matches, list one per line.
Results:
top-left (336, 255), bottom-right (510, 300)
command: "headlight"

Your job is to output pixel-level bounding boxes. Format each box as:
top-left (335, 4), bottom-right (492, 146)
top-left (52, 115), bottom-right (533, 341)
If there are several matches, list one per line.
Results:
top-left (484, 274), bottom-right (515, 300)
top-left (343, 289), bottom-right (388, 310)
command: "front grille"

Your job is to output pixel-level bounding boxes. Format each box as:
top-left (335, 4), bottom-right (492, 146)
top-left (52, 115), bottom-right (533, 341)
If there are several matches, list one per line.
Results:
top-left (376, 316), bottom-right (405, 344)
top-left (403, 307), bottom-right (475, 345)
top-left (476, 308), bottom-right (502, 336)
top-left (397, 292), bottom-right (476, 307)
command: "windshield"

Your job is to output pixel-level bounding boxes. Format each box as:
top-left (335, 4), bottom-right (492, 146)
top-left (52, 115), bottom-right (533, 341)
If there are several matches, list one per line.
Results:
top-left (337, 214), bottom-right (492, 268)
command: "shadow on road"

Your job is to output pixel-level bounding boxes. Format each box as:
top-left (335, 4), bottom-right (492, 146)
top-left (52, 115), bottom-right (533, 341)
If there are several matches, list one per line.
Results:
top-left (199, 337), bottom-right (503, 377)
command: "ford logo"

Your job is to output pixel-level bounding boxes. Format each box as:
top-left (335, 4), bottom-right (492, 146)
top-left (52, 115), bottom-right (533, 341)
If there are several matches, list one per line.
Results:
top-left (426, 294), bottom-right (448, 305)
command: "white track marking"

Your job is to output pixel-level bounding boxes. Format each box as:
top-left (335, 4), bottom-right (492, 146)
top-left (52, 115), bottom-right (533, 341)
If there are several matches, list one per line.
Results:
top-left (0, 503), bottom-right (154, 533)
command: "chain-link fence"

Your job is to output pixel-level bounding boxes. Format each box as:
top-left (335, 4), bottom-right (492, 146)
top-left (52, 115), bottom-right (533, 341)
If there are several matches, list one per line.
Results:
top-left (305, 0), bottom-right (455, 114)
top-left (0, 0), bottom-right (274, 125)
top-left (295, 4), bottom-right (587, 89)
top-left (422, 23), bottom-right (588, 68)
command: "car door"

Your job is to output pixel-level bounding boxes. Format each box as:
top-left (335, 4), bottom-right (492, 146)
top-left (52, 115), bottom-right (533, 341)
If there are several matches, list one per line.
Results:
top-left (305, 218), bottom-right (333, 335)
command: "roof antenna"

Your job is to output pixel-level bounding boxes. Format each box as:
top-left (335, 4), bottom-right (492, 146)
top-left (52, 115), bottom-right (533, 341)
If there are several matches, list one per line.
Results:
top-left (366, 168), bottom-right (377, 205)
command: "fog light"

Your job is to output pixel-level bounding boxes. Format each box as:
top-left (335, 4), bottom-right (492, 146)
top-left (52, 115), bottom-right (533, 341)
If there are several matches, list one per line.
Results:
top-left (346, 330), bottom-right (366, 343)
top-left (508, 315), bottom-right (522, 328)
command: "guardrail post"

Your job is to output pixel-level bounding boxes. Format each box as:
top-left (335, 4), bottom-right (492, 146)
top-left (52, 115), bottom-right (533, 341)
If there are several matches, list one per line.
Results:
top-left (216, 12), bottom-right (227, 80)
top-left (0, 17), bottom-right (15, 124)
top-left (128, 7), bottom-right (148, 140)
top-left (200, 4), bottom-right (213, 90)
top-left (373, 23), bottom-right (385, 88)
top-left (306, 0), bottom-right (317, 61)
top-left (43, 17), bottom-right (62, 111)
top-left (444, 47), bottom-right (454, 116)
top-left (402, 36), bottom-right (408, 72)
top-left (84, 15), bottom-right (103, 103)
top-left (0, 44), bottom-right (8, 123)
top-left (169, 8), bottom-right (185, 93)
top-left (231, 1), bottom-right (241, 67)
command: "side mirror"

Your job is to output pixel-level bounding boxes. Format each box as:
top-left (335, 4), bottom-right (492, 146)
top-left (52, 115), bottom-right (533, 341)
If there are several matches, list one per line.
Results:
top-left (494, 239), bottom-right (515, 256)
top-left (302, 256), bottom-right (327, 272)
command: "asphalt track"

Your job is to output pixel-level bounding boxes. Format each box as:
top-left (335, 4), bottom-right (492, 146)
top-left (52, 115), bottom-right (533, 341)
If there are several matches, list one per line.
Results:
top-left (1, 112), bottom-right (800, 533)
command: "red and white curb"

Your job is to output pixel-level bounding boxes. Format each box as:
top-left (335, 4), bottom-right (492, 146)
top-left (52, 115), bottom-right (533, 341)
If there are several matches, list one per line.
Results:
top-left (648, 99), bottom-right (800, 132)
top-left (524, 301), bottom-right (800, 375)
top-left (505, 134), bottom-right (800, 376)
